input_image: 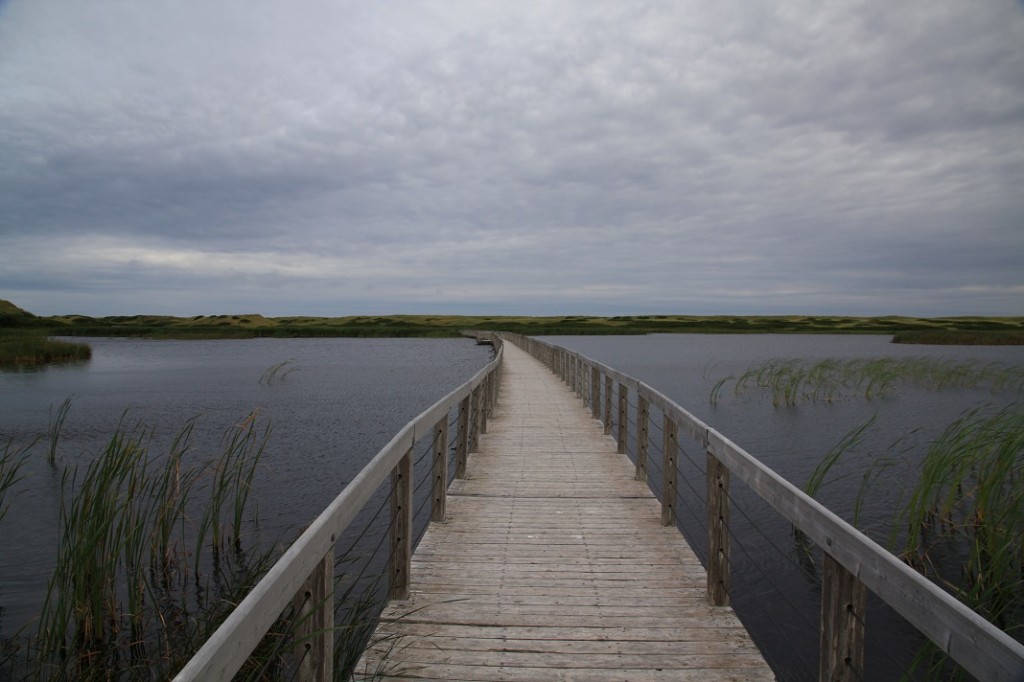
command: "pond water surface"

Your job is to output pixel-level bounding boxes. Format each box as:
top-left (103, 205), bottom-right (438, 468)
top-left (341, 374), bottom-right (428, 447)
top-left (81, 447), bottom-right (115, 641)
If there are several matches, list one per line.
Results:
top-left (0, 337), bottom-right (493, 636)
top-left (1, 334), bottom-right (1020, 680)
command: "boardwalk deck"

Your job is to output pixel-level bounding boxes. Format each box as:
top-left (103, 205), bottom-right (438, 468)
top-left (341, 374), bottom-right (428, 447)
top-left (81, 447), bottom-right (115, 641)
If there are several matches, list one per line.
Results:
top-left (357, 343), bottom-right (775, 681)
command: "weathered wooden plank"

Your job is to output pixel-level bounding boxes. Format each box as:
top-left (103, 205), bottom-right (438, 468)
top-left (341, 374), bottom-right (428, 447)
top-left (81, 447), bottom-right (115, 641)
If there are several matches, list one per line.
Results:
top-left (353, 663), bottom-right (773, 682)
top-left (370, 622), bottom-right (763, 642)
top-left (361, 646), bottom-right (773, 670)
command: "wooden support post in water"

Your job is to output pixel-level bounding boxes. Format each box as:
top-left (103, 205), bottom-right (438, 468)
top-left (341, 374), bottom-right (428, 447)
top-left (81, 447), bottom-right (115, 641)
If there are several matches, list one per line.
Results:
top-left (636, 395), bottom-right (649, 482)
top-left (591, 367), bottom-right (601, 419)
top-left (661, 415), bottom-right (678, 526)
top-left (603, 375), bottom-right (613, 435)
top-left (389, 448), bottom-right (413, 600)
top-left (820, 553), bottom-right (866, 682)
top-left (431, 417), bottom-right (449, 522)
top-left (617, 382), bottom-right (628, 454)
top-left (455, 395), bottom-right (469, 478)
top-left (707, 452), bottom-right (730, 606)
top-left (292, 549), bottom-right (333, 682)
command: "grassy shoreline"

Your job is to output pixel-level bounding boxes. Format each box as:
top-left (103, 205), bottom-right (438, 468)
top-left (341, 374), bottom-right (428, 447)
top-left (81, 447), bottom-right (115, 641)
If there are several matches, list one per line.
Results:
top-left (4, 300), bottom-right (1023, 345)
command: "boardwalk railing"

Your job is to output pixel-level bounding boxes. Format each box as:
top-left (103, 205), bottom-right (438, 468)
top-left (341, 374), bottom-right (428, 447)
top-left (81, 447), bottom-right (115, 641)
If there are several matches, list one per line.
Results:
top-left (173, 335), bottom-right (503, 681)
top-left (508, 333), bottom-right (1024, 682)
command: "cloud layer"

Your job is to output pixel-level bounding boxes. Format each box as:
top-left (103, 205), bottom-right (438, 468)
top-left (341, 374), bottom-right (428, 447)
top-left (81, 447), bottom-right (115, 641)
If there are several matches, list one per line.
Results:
top-left (2, 0), bottom-right (1022, 316)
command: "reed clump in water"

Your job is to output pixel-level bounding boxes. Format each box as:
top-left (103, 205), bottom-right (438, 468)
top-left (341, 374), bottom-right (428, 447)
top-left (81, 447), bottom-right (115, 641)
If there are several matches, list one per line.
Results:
top-left (26, 411), bottom-right (280, 680)
top-left (0, 441), bottom-right (30, 526)
top-left (710, 357), bottom-right (1024, 407)
top-left (899, 406), bottom-right (1023, 629)
top-left (805, 406), bottom-right (1023, 677)
top-left (3, 410), bottom-right (398, 680)
top-left (0, 335), bottom-right (92, 368)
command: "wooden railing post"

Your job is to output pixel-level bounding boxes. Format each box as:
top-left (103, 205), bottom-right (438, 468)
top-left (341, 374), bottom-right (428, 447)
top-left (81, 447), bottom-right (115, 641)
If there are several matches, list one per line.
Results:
top-left (591, 367), bottom-right (601, 419)
top-left (636, 395), bottom-right (649, 482)
top-left (617, 382), bottom-right (628, 454)
top-left (389, 447), bottom-right (413, 600)
top-left (479, 378), bottom-right (490, 435)
top-left (603, 375), bottom-right (613, 435)
top-left (455, 395), bottom-right (469, 478)
top-left (821, 553), bottom-right (866, 682)
top-left (470, 386), bottom-right (482, 452)
top-left (489, 368), bottom-right (499, 418)
top-left (661, 415), bottom-right (678, 526)
top-left (707, 451), bottom-right (730, 606)
top-left (431, 417), bottom-right (449, 522)
top-left (292, 549), bottom-right (333, 682)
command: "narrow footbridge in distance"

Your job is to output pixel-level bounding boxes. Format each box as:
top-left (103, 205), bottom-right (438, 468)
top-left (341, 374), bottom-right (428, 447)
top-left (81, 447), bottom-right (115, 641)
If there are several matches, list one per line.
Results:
top-left (174, 333), bottom-right (1024, 682)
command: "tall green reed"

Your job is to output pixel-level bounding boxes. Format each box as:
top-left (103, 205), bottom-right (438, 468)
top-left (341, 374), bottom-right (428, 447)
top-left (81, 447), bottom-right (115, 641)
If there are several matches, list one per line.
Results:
top-left (711, 357), bottom-right (1024, 406)
top-left (0, 440), bottom-right (31, 526)
top-left (46, 397), bottom-right (73, 465)
top-left (31, 411), bottom-right (278, 680)
top-left (899, 406), bottom-right (1023, 628)
top-left (804, 406), bottom-right (1023, 678)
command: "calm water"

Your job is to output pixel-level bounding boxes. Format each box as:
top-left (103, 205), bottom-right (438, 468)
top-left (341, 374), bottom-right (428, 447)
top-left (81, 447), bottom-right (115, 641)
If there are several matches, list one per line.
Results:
top-left (0, 337), bottom-right (493, 634)
top-left (2, 334), bottom-right (1021, 679)
top-left (545, 334), bottom-right (1024, 680)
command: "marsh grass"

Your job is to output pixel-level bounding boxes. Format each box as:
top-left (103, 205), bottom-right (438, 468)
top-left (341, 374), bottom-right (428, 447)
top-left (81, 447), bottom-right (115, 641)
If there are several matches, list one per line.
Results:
top-left (804, 414), bottom-right (878, 500)
top-left (0, 440), bottom-right (30, 526)
top-left (805, 406), bottom-right (1024, 678)
top-left (46, 397), bottom-right (73, 465)
top-left (711, 357), bottom-right (1024, 406)
top-left (259, 360), bottom-right (297, 385)
top-left (1, 407), bottom-right (404, 680)
top-left (26, 411), bottom-right (278, 680)
top-left (0, 336), bottom-right (91, 367)
top-left (899, 407), bottom-right (1023, 625)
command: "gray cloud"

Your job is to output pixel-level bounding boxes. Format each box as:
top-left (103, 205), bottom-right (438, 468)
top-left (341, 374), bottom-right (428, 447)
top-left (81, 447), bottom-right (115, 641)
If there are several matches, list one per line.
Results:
top-left (1, 0), bottom-right (1022, 316)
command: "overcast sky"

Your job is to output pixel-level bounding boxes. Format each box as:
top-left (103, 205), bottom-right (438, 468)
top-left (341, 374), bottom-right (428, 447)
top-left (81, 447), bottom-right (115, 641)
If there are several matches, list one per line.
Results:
top-left (2, 1), bottom-right (1022, 317)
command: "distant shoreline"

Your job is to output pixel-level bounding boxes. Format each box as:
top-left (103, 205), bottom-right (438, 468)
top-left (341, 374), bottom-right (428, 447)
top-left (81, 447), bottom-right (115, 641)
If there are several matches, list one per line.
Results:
top-left (3, 301), bottom-right (1022, 346)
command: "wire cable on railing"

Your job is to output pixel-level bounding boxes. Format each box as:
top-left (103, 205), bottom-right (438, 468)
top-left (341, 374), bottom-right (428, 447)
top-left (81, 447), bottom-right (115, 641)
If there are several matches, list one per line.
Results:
top-left (411, 446), bottom-right (437, 498)
top-left (722, 535), bottom-right (820, 681)
top-left (721, 499), bottom-right (821, 679)
top-left (677, 442), bottom-right (708, 479)
top-left (725, 487), bottom-right (824, 583)
top-left (242, 479), bottom-right (402, 681)
top-left (338, 513), bottom-right (394, 598)
top-left (412, 433), bottom-right (435, 470)
top-left (411, 432), bottom-right (443, 524)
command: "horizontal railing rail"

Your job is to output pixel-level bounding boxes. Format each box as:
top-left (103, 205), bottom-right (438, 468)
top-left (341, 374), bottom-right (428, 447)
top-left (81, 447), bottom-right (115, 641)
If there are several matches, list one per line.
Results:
top-left (173, 334), bottom-right (503, 681)
top-left (506, 333), bottom-right (1024, 682)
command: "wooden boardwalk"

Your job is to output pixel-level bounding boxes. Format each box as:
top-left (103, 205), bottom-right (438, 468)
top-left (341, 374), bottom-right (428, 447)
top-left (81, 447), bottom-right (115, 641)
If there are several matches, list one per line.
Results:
top-left (357, 343), bottom-right (774, 681)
